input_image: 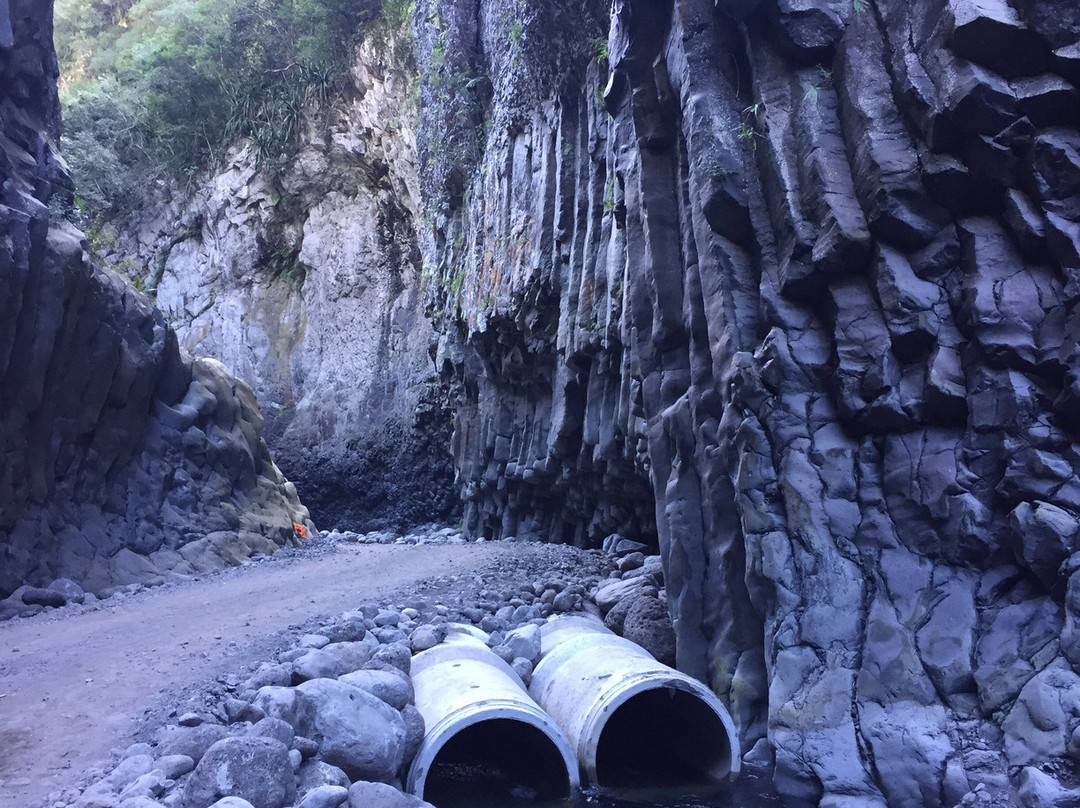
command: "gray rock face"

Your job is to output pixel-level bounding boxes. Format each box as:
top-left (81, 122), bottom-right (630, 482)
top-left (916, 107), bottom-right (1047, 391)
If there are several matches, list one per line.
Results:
top-left (0, 1), bottom-right (313, 599)
top-left (414, 0), bottom-right (1080, 804)
top-left (99, 29), bottom-right (457, 533)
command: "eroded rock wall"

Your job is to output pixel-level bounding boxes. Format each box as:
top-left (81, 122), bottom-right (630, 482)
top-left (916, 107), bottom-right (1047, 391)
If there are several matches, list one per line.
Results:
top-left (416, 0), bottom-right (1080, 803)
top-left (102, 28), bottom-right (457, 531)
top-left (0, 0), bottom-right (313, 597)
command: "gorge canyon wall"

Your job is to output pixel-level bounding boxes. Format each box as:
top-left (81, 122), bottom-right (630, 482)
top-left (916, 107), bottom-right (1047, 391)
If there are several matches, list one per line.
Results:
top-left (100, 27), bottom-right (458, 531)
top-left (12, 0), bottom-right (1080, 804)
top-left (413, 0), bottom-right (1080, 804)
top-left (0, 0), bottom-right (313, 598)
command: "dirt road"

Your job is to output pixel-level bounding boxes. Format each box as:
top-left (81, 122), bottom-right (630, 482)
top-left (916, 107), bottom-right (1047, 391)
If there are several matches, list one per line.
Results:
top-left (0, 542), bottom-right (506, 808)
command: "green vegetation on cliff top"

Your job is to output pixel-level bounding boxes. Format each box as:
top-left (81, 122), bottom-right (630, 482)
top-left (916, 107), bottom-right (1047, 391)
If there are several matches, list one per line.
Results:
top-left (55, 0), bottom-right (413, 222)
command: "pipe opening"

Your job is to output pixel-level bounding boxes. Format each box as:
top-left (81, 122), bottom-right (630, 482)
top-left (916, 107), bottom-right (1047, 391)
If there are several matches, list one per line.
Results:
top-left (595, 687), bottom-right (732, 792)
top-left (423, 718), bottom-right (573, 807)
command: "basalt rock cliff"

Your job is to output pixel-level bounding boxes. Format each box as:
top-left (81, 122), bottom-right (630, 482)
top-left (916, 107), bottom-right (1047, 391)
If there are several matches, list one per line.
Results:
top-left (18, 0), bottom-right (1080, 802)
top-left (415, 0), bottom-right (1080, 804)
top-left (0, 0), bottom-right (313, 598)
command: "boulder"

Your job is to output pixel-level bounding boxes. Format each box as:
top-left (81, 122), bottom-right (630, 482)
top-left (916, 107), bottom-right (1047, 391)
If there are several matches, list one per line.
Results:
top-left (252, 686), bottom-right (316, 731)
top-left (1009, 501), bottom-right (1080, 588)
top-left (593, 577), bottom-right (657, 615)
top-left (248, 716), bottom-right (294, 748)
top-left (621, 555), bottom-right (664, 585)
top-left (369, 643), bottom-right (411, 675)
top-left (511, 657), bottom-right (534, 687)
top-left (337, 669), bottom-right (413, 711)
top-left (245, 662), bottom-right (293, 690)
top-left (118, 798), bottom-right (167, 808)
top-left (495, 624), bottom-right (542, 666)
top-left (154, 755), bottom-right (195, 780)
top-left (297, 759), bottom-right (350, 796)
top-left (409, 625), bottom-right (444, 653)
top-left (1017, 766), bottom-right (1080, 808)
top-left (325, 614), bottom-right (370, 643)
top-left (295, 679), bottom-right (407, 782)
top-left (103, 756), bottom-right (157, 791)
top-left (155, 724), bottom-right (231, 766)
top-left (19, 587), bottom-right (66, 608)
top-left (292, 639), bottom-right (378, 682)
top-left (297, 785), bottom-right (349, 808)
top-left (619, 597), bottom-right (676, 667)
top-left (399, 704), bottom-right (425, 771)
top-left (346, 781), bottom-right (433, 808)
top-left (46, 578), bottom-right (86, 604)
top-left (181, 737), bottom-right (295, 808)
top-left (118, 771), bottom-right (168, 802)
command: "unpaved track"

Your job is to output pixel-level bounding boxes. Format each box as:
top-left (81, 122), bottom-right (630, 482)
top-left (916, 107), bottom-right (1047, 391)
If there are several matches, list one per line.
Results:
top-left (0, 542), bottom-right (505, 808)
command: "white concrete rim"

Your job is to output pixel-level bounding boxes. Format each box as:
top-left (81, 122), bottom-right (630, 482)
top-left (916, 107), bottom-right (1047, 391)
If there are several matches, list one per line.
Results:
top-left (405, 697), bottom-right (581, 797)
top-left (579, 670), bottom-right (742, 784)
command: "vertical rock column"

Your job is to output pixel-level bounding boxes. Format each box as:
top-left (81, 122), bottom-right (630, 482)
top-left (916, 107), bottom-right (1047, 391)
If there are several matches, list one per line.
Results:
top-left (418, 0), bottom-right (659, 546)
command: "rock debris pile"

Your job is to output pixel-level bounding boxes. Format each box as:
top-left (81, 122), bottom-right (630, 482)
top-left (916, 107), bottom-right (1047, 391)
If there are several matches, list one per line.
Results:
top-left (48, 532), bottom-right (675, 808)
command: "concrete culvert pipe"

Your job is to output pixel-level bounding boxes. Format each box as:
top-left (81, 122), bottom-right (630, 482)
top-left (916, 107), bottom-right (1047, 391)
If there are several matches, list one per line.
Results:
top-left (406, 627), bottom-right (579, 807)
top-left (529, 615), bottom-right (740, 797)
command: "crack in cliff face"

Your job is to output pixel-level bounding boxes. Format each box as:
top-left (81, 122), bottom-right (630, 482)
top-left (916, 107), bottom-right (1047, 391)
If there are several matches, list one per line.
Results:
top-left (418, 0), bottom-right (1080, 803)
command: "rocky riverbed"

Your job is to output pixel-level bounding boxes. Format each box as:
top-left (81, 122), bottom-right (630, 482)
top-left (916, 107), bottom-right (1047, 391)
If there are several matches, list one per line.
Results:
top-left (10, 526), bottom-right (692, 808)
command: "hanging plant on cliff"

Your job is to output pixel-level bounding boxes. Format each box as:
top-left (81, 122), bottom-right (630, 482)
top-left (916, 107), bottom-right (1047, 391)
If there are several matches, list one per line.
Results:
top-left (54, 0), bottom-right (382, 224)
